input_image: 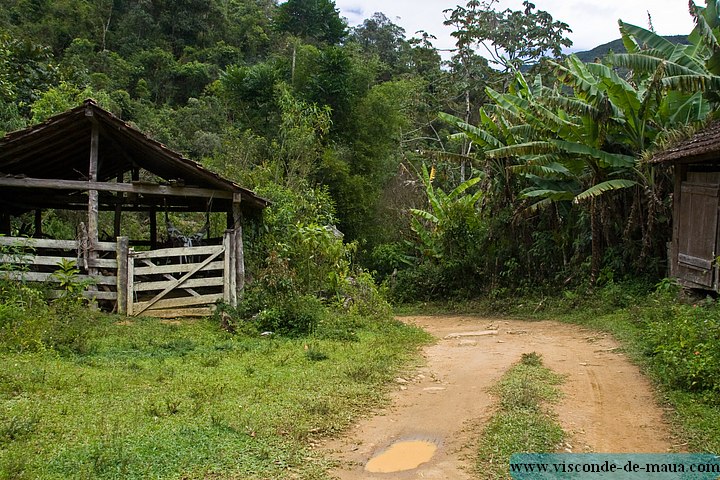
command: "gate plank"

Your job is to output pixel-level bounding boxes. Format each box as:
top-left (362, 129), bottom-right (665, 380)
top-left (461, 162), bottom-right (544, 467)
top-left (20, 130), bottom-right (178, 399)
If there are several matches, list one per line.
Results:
top-left (134, 293), bottom-right (223, 311)
top-left (132, 247), bottom-right (225, 316)
top-left (134, 260), bottom-right (224, 276)
top-left (132, 245), bottom-right (223, 259)
top-left (144, 307), bottom-right (213, 318)
top-left (133, 276), bottom-right (224, 292)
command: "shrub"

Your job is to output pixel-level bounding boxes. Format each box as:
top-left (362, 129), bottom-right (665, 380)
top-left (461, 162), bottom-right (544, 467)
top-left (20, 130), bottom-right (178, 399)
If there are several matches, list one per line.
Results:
top-left (644, 302), bottom-right (720, 399)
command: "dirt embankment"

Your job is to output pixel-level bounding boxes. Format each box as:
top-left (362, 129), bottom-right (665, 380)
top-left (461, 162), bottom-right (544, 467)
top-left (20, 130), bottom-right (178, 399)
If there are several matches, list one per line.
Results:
top-left (323, 316), bottom-right (678, 479)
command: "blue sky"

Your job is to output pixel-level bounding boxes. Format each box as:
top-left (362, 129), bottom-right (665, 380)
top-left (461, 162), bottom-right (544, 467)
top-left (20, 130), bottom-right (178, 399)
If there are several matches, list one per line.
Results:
top-left (335, 0), bottom-right (696, 58)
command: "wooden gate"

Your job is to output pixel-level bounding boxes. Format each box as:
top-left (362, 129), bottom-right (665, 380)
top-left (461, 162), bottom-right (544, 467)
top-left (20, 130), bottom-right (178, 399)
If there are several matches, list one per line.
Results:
top-left (125, 231), bottom-right (237, 318)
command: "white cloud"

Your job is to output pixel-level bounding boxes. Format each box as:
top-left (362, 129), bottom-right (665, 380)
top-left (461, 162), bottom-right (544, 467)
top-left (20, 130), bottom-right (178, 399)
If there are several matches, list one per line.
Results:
top-left (336, 0), bottom-right (696, 57)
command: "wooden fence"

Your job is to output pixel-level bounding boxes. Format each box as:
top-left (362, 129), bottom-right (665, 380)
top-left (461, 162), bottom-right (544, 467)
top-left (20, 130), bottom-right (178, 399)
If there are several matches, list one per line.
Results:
top-left (0, 236), bottom-right (119, 301)
top-left (0, 229), bottom-right (240, 317)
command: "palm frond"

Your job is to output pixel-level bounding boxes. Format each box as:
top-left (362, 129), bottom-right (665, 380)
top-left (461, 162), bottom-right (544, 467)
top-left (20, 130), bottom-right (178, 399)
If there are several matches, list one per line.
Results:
top-left (438, 112), bottom-right (504, 149)
top-left (508, 162), bottom-right (572, 178)
top-left (550, 140), bottom-right (636, 168)
top-left (662, 74), bottom-right (720, 92)
top-left (486, 141), bottom-right (557, 159)
top-left (410, 208), bottom-right (439, 225)
top-left (609, 53), bottom-right (706, 77)
top-left (618, 22), bottom-right (677, 56)
top-left (448, 176), bottom-right (483, 200)
top-left (574, 179), bottom-right (637, 202)
top-left (520, 188), bottom-right (575, 201)
top-left (421, 149), bottom-right (476, 165)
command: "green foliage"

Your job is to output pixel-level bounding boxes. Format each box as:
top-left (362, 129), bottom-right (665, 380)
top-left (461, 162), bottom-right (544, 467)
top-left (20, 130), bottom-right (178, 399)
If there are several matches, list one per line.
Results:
top-left (0, 315), bottom-right (429, 479)
top-left (51, 258), bottom-right (95, 303)
top-left (0, 33), bottom-right (57, 113)
top-left (644, 300), bottom-right (720, 399)
top-left (409, 164), bottom-right (483, 263)
top-left (0, 282), bottom-right (100, 355)
top-left (30, 81), bottom-right (118, 123)
top-left (444, 0), bottom-right (572, 71)
top-left (274, 0), bottom-right (348, 45)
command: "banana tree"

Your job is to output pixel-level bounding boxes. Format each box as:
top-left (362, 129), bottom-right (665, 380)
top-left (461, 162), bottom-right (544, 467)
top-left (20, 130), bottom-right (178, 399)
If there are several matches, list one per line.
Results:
top-left (409, 163), bottom-right (483, 262)
top-left (442, 41), bottom-right (711, 280)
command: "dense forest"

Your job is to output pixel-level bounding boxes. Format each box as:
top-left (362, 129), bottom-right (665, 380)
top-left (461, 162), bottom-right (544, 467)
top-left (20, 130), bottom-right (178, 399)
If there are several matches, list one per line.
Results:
top-left (2, 0), bottom-right (720, 306)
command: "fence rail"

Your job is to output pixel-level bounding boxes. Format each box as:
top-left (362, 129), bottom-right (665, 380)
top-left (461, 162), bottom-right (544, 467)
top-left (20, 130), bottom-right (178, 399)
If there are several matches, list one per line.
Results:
top-left (0, 236), bottom-right (118, 301)
top-left (0, 229), bottom-right (240, 317)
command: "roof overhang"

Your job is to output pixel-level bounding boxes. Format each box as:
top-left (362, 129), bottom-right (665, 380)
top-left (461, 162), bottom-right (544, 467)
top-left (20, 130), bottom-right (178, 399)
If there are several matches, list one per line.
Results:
top-left (0, 99), bottom-right (269, 216)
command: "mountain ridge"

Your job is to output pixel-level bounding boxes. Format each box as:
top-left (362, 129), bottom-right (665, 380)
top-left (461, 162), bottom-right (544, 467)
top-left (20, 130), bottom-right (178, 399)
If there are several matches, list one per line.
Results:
top-left (571, 35), bottom-right (689, 62)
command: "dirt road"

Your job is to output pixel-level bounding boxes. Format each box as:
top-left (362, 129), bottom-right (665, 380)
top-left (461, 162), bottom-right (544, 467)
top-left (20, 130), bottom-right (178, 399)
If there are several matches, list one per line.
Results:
top-left (324, 316), bottom-right (677, 479)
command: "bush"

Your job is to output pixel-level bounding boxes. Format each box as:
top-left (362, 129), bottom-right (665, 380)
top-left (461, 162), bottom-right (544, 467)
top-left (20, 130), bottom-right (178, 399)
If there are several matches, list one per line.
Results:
top-left (0, 277), bottom-right (101, 355)
top-left (644, 302), bottom-right (720, 399)
top-left (255, 294), bottom-right (326, 337)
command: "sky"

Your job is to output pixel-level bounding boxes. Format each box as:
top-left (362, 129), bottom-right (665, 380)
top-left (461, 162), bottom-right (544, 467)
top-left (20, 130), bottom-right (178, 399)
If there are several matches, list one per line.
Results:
top-left (335, 0), bottom-right (697, 58)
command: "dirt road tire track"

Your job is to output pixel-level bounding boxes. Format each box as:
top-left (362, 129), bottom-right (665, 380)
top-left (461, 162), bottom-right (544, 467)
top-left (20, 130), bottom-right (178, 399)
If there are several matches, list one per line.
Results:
top-left (324, 316), bottom-right (677, 479)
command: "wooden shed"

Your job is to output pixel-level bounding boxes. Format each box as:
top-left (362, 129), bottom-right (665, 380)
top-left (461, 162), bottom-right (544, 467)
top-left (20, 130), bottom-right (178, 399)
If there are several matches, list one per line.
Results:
top-left (0, 99), bottom-right (269, 317)
top-left (651, 121), bottom-right (720, 291)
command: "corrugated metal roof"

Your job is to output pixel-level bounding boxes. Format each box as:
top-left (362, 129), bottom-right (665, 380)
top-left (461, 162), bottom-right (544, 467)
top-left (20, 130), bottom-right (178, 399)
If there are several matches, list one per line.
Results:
top-left (0, 99), bottom-right (269, 211)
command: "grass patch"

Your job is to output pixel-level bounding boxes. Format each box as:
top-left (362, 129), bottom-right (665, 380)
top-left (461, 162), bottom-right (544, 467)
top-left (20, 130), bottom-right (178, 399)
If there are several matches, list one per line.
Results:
top-left (399, 280), bottom-right (720, 455)
top-left (0, 315), bottom-right (430, 479)
top-left (476, 352), bottom-right (565, 479)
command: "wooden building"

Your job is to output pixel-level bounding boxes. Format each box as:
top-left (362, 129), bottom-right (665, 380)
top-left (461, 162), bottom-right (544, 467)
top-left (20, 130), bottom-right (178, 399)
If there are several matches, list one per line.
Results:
top-left (651, 121), bottom-right (720, 291)
top-left (0, 99), bottom-right (269, 317)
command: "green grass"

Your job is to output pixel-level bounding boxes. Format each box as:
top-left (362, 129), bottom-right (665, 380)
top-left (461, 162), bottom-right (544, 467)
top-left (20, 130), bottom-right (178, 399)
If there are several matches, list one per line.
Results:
top-left (0, 315), bottom-right (430, 479)
top-left (476, 352), bottom-right (565, 479)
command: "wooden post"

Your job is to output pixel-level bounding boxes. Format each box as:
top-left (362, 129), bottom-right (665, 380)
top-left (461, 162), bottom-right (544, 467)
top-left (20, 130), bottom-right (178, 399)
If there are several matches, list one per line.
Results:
top-left (87, 119), bottom-right (100, 277)
top-left (223, 230), bottom-right (237, 307)
top-left (116, 236), bottom-right (129, 315)
top-left (114, 173), bottom-right (123, 238)
top-left (126, 248), bottom-right (135, 316)
top-left (232, 193), bottom-right (245, 300)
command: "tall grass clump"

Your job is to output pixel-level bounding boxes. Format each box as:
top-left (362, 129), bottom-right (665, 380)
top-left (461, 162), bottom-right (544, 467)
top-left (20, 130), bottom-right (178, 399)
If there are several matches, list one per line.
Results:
top-left (476, 352), bottom-right (565, 479)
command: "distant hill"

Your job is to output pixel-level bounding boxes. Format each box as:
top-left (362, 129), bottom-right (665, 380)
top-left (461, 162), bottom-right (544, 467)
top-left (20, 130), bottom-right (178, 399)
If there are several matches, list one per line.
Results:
top-left (573, 35), bottom-right (689, 62)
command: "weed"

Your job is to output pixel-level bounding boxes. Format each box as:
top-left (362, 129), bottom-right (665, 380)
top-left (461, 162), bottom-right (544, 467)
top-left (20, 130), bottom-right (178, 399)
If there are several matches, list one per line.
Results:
top-left (305, 345), bottom-right (329, 361)
top-left (198, 354), bottom-right (221, 368)
top-left (520, 351), bottom-right (542, 367)
top-left (0, 415), bottom-right (39, 444)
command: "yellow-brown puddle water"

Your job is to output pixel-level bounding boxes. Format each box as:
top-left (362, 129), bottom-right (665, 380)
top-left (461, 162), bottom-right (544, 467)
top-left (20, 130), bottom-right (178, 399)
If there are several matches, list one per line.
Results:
top-left (364, 440), bottom-right (438, 473)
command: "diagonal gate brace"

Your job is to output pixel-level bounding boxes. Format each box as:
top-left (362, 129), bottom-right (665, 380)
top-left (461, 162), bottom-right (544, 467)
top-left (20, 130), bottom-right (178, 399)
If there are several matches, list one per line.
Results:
top-left (133, 247), bottom-right (224, 316)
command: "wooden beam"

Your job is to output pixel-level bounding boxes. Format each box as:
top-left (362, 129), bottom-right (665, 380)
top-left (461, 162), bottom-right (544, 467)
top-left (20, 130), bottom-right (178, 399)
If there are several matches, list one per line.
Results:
top-left (0, 236), bottom-right (117, 251)
top-left (114, 173), bottom-right (123, 238)
top-left (0, 177), bottom-right (234, 200)
top-left (670, 163), bottom-right (685, 279)
top-left (223, 230), bottom-right (237, 307)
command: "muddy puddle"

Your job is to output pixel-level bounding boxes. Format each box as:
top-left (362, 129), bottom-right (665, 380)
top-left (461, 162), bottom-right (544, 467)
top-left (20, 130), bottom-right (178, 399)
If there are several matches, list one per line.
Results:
top-left (364, 439), bottom-right (438, 473)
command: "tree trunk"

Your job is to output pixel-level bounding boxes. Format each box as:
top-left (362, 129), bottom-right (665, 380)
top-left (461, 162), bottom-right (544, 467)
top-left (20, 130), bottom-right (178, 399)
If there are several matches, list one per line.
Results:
top-left (590, 196), bottom-right (602, 284)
